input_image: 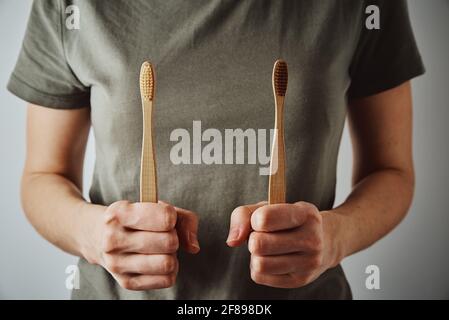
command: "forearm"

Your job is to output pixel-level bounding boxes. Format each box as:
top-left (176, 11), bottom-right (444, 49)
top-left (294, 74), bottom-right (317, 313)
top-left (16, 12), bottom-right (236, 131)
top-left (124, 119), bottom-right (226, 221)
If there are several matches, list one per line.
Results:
top-left (21, 171), bottom-right (105, 259)
top-left (323, 167), bottom-right (414, 266)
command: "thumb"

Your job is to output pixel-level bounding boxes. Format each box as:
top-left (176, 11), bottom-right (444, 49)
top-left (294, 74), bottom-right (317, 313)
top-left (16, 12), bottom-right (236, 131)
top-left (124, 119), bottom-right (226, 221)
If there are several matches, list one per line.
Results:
top-left (227, 202), bottom-right (266, 247)
top-left (174, 206), bottom-right (200, 254)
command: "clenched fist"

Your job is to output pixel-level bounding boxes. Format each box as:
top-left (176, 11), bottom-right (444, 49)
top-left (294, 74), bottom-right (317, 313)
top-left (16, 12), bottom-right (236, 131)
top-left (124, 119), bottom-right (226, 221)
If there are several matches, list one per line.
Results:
top-left (227, 202), bottom-right (339, 288)
top-left (86, 200), bottom-right (200, 291)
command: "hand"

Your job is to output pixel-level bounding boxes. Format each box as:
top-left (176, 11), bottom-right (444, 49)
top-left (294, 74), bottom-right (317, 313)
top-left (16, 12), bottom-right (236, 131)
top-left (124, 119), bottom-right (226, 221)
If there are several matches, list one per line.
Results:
top-left (86, 200), bottom-right (200, 291)
top-left (226, 201), bottom-right (340, 288)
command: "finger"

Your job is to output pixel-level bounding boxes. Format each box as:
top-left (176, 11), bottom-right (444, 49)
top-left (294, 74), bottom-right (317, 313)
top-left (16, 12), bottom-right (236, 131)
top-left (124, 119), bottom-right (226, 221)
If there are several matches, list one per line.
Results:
top-left (175, 206), bottom-right (200, 254)
top-left (250, 253), bottom-right (319, 275)
top-left (227, 202), bottom-right (266, 247)
top-left (251, 202), bottom-right (319, 232)
top-left (105, 229), bottom-right (179, 254)
top-left (104, 253), bottom-right (178, 275)
top-left (250, 271), bottom-right (301, 289)
top-left (108, 201), bottom-right (177, 232)
top-left (113, 272), bottom-right (177, 291)
top-left (248, 228), bottom-right (321, 255)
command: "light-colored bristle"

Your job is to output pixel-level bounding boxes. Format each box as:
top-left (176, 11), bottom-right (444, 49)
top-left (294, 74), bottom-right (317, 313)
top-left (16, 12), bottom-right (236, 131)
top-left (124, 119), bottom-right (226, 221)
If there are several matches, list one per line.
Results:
top-left (273, 60), bottom-right (288, 96)
top-left (140, 61), bottom-right (154, 101)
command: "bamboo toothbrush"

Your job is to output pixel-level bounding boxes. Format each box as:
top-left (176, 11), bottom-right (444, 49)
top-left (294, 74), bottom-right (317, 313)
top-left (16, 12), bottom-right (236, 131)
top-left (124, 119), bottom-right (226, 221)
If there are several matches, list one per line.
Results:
top-left (139, 61), bottom-right (158, 203)
top-left (268, 59), bottom-right (288, 204)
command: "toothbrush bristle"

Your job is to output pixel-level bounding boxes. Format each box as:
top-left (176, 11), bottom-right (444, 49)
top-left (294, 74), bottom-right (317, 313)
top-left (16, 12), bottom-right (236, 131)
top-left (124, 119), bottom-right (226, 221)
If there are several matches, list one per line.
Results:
top-left (140, 61), bottom-right (154, 101)
top-left (273, 60), bottom-right (288, 96)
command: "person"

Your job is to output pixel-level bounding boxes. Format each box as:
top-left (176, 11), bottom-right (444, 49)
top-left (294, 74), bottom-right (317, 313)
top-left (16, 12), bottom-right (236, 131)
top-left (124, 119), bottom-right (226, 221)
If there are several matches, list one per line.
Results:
top-left (8, 0), bottom-right (424, 299)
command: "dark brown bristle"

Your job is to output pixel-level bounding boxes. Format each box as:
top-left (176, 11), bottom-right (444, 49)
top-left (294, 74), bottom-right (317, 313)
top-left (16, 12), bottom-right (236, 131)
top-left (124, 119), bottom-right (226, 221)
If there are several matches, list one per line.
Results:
top-left (273, 60), bottom-right (288, 96)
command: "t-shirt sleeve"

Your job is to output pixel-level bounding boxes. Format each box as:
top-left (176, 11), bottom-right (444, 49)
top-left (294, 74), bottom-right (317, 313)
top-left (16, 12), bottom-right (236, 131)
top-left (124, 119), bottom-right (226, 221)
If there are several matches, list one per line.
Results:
top-left (347, 0), bottom-right (425, 100)
top-left (7, 0), bottom-right (90, 109)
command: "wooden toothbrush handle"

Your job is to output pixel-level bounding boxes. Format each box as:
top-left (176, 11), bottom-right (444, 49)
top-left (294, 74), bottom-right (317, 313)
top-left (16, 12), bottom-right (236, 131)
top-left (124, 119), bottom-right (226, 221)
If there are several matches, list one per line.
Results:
top-left (269, 95), bottom-right (286, 204)
top-left (140, 100), bottom-right (158, 203)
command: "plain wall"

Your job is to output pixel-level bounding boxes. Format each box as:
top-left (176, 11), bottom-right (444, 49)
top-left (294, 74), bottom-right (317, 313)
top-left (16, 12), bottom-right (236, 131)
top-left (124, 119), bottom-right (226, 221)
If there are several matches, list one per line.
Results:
top-left (0, 0), bottom-right (448, 299)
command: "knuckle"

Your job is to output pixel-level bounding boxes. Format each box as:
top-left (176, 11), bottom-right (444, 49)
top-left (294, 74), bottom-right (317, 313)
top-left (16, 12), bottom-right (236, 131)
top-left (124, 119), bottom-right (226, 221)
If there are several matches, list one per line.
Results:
top-left (119, 277), bottom-right (135, 290)
top-left (165, 231), bottom-right (179, 253)
top-left (302, 235), bottom-right (323, 253)
top-left (310, 211), bottom-right (322, 225)
top-left (250, 269), bottom-right (263, 285)
top-left (232, 206), bottom-right (250, 221)
top-left (110, 200), bottom-right (130, 215)
top-left (106, 257), bottom-right (121, 274)
top-left (116, 200), bottom-right (131, 209)
top-left (309, 254), bottom-right (323, 269)
top-left (161, 255), bottom-right (177, 274)
top-left (314, 236), bottom-right (324, 252)
top-left (251, 256), bottom-right (265, 273)
top-left (297, 202), bottom-right (319, 216)
top-left (248, 233), bottom-right (263, 254)
top-left (302, 238), bottom-right (315, 252)
top-left (294, 278), bottom-right (307, 288)
top-left (251, 208), bottom-right (270, 231)
top-left (162, 205), bottom-right (177, 230)
top-left (102, 228), bottom-right (118, 252)
top-left (128, 279), bottom-right (142, 291)
top-left (161, 274), bottom-right (176, 288)
top-left (303, 272), bottom-right (316, 285)
top-left (291, 273), bottom-right (308, 287)
top-left (232, 206), bottom-right (246, 216)
top-left (297, 201), bottom-right (315, 211)
top-left (309, 235), bottom-right (324, 253)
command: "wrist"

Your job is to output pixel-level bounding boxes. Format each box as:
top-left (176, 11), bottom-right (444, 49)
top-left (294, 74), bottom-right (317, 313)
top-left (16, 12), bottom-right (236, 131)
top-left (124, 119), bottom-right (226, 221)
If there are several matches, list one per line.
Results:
top-left (75, 201), bottom-right (106, 265)
top-left (320, 209), bottom-right (349, 268)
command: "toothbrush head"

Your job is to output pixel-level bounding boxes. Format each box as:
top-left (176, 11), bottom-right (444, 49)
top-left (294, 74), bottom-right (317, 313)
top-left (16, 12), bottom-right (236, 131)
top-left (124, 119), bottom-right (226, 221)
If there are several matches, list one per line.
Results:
top-left (273, 59), bottom-right (288, 97)
top-left (140, 61), bottom-right (154, 101)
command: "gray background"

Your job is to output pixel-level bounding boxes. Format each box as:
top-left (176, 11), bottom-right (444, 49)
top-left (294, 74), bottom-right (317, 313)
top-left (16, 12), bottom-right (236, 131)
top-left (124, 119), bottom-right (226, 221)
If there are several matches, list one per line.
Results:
top-left (0, 0), bottom-right (448, 299)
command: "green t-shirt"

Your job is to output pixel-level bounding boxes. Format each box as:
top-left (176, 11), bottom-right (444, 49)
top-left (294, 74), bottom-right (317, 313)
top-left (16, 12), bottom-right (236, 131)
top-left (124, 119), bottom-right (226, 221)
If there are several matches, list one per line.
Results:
top-left (8, 0), bottom-right (424, 299)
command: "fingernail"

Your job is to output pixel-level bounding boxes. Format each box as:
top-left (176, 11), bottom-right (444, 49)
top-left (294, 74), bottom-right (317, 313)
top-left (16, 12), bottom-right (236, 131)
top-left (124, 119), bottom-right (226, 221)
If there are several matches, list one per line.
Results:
top-left (226, 227), bottom-right (240, 243)
top-left (188, 232), bottom-right (200, 250)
